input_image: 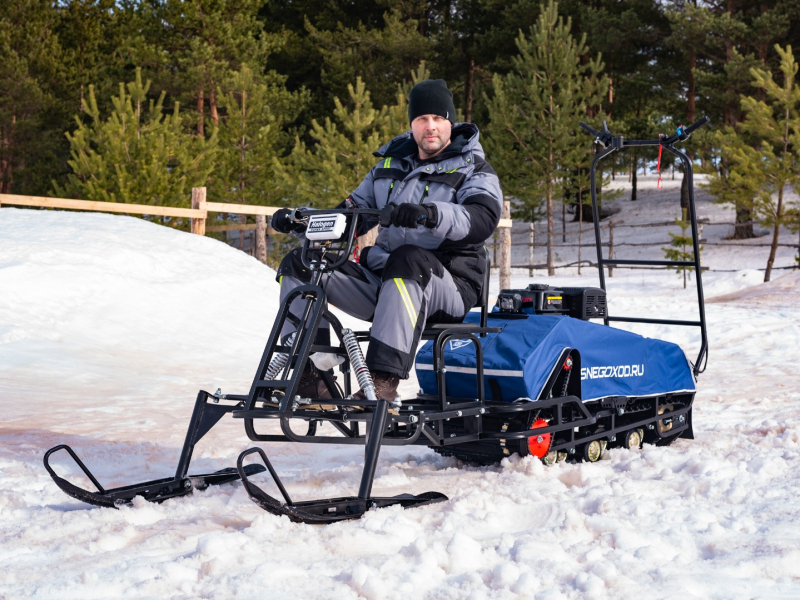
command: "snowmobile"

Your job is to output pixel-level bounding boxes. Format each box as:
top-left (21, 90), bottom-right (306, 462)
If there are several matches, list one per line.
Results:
top-left (44, 117), bottom-right (710, 524)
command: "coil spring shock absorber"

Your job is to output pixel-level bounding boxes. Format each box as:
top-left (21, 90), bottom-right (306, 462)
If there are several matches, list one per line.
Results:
top-left (342, 328), bottom-right (377, 401)
top-left (264, 331), bottom-right (296, 380)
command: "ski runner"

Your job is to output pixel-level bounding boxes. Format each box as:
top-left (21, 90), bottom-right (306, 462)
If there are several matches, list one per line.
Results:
top-left (271, 79), bottom-right (503, 402)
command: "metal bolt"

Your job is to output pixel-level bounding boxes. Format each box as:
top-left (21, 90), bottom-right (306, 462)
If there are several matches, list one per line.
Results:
top-left (679, 415), bottom-right (685, 422)
top-left (537, 435), bottom-right (543, 443)
top-left (184, 481), bottom-right (192, 490)
top-left (213, 398), bottom-right (219, 404)
top-left (610, 436), bottom-right (616, 442)
top-left (456, 411), bottom-right (462, 417)
top-left (479, 408), bottom-right (486, 414)
top-left (408, 415), bottom-right (418, 423)
top-left (647, 424), bottom-right (655, 430)
top-left (450, 433), bottom-right (456, 438)
top-left (617, 408), bottom-right (624, 416)
top-left (568, 448), bottom-right (576, 454)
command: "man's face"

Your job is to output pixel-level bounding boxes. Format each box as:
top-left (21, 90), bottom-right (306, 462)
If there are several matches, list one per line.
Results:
top-left (411, 114), bottom-right (452, 160)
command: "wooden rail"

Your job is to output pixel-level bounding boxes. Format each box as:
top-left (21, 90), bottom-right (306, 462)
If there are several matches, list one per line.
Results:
top-left (0, 189), bottom-right (512, 229)
top-left (0, 193), bottom-right (204, 219)
top-left (0, 188), bottom-right (513, 276)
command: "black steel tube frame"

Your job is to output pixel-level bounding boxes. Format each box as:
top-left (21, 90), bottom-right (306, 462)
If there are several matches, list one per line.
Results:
top-left (42, 390), bottom-right (266, 508)
top-left (585, 120), bottom-right (709, 376)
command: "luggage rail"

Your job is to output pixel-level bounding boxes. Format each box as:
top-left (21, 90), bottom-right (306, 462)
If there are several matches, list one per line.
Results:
top-left (580, 118), bottom-right (710, 376)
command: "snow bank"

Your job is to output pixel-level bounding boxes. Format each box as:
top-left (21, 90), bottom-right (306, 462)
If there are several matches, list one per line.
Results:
top-left (1, 208), bottom-right (800, 599)
top-left (707, 270), bottom-right (800, 308)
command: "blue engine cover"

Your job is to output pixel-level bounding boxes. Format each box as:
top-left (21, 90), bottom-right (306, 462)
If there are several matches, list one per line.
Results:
top-left (415, 312), bottom-right (696, 403)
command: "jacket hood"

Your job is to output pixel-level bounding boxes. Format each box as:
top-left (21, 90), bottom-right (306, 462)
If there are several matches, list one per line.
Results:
top-left (374, 122), bottom-right (484, 161)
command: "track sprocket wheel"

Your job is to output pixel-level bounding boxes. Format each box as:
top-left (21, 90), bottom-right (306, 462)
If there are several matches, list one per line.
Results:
top-left (528, 418), bottom-right (552, 459)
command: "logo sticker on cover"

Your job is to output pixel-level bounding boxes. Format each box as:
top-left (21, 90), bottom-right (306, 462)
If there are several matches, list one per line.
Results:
top-left (449, 339), bottom-right (473, 351)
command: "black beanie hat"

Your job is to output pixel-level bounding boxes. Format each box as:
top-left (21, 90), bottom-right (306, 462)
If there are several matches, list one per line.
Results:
top-left (408, 79), bottom-right (456, 125)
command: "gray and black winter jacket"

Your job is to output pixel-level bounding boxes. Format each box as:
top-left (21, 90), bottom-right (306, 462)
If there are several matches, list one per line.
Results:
top-left (350, 123), bottom-right (503, 311)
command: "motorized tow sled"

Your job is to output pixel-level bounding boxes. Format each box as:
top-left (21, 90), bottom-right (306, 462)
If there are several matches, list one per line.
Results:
top-left (45, 118), bottom-right (710, 524)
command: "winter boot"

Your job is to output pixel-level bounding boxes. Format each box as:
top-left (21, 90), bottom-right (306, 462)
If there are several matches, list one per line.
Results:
top-left (294, 362), bottom-right (337, 410)
top-left (352, 371), bottom-right (400, 403)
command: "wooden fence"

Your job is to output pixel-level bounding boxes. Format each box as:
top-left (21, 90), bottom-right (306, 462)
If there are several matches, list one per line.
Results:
top-left (0, 189), bottom-right (514, 283)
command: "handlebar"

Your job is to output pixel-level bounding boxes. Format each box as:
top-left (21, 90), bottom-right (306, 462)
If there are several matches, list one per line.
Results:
top-left (579, 121), bottom-right (601, 138)
top-left (287, 206), bottom-right (396, 272)
top-left (290, 205), bottom-right (396, 228)
top-left (579, 116), bottom-right (709, 148)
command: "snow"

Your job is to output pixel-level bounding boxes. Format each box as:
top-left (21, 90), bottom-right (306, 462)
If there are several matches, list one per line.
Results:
top-left (1, 192), bottom-right (800, 599)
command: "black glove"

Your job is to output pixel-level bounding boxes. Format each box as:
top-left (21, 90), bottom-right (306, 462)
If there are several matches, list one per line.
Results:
top-left (391, 203), bottom-right (438, 229)
top-left (271, 208), bottom-right (306, 234)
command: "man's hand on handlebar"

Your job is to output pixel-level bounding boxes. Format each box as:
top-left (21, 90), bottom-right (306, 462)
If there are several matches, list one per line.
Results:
top-left (271, 208), bottom-right (307, 234)
top-left (388, 203), bottom-right (439, 229)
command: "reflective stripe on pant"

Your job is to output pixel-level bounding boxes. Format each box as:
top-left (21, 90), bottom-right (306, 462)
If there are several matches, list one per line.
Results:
top-left (276, 246), bottom-right (467, 378)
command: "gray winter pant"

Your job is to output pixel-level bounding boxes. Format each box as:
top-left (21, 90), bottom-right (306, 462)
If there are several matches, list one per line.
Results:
top-left (276, 245), bottom-right (468, 378)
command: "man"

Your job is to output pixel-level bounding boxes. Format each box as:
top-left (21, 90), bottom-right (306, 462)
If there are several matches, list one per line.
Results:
top-left (271, 79), bottom-right (503, 402)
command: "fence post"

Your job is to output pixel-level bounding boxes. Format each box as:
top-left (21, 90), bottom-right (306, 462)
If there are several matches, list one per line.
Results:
top-left (608, 221), bottom-right (615, 278)
top-left (255, 215), bottom-right (267, 264)
top-left (500, 200), bottom-right (511, 290)
top-left (191, 187), bottom-right (207, 235)
top-left (528, 222), bottom-right (534, 277)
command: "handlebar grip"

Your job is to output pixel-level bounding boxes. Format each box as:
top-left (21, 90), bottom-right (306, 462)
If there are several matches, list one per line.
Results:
top-left (379, 204), bottom-right (395, 227)
top-left (579, 121), bottom-right (601, 138)
top-left (683, 116), bottom-right (710, 136)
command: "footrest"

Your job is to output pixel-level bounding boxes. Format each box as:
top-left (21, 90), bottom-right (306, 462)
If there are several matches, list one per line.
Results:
top-left (237, 447), bottom-right (447, 524)
top-left (44, 444), bottom-right (265, 508)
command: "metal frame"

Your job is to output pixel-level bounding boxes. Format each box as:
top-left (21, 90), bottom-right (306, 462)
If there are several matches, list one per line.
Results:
top-left (582, 118), bottom-right (710, 376)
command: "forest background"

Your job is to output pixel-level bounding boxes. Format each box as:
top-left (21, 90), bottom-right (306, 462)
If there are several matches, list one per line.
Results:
top-left (2, 0), bottom-right (799, 277)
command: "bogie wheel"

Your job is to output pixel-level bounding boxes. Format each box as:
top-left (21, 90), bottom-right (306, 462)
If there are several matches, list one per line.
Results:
top-left (581, 440), bottom-right (604, 463)
top-left (623, 428), bottom-right (643, 450)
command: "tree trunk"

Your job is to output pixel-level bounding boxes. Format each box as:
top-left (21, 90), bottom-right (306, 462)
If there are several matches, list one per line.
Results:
top-left (733, 205), bottom-right (755, 239)
top-left (577, 190), bottom-right (583, 275)
top-left (764, 187), bottom-right (784, 282)
top-left (464, 57), bottom-right (475, 123)
top-left (631, 158), bottom-right (637, 201)
top-left (687, 51), bottom-right (696, 123)
top-left (680, 167), bottom-right (689, 212)
top-left (0, 115), bottom-right (15, 194)
top-left (197, 85), bottom-right (205, 137)
top-left (210, 88), bottom-right (219, 126)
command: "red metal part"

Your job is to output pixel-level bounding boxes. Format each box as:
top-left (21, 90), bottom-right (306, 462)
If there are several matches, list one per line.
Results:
top-left (527, 418), bottom-right (552, 458)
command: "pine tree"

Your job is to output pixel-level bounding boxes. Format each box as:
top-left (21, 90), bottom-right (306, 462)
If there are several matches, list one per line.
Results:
top-left (663, 208), bottom-right (698, 289)
top-left (276, 77), bottom-right (408, 208)
top-left (54, 68), bottom-right (218, 221)
top-left (305, 10), bottom-right (432, 116)
top-left (133, 0), bottom-right (285, 138)
top-left (0, 0), bottom-right (67, 195)
top-left (705, 45), bottom-right (800, 282)
top-left (484, 0), bottom-right (608, 276)
top-left (212, 64), bottom-right (308, 207)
